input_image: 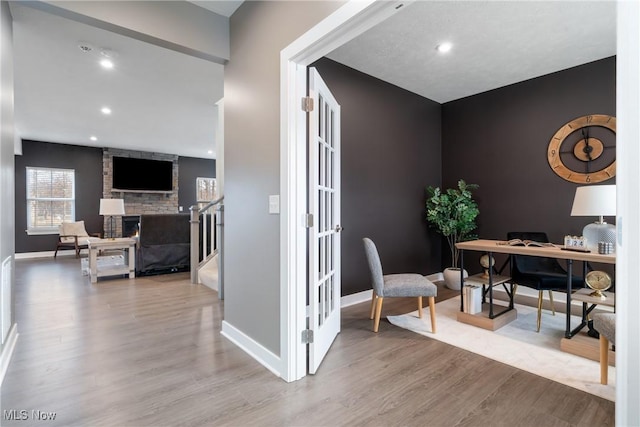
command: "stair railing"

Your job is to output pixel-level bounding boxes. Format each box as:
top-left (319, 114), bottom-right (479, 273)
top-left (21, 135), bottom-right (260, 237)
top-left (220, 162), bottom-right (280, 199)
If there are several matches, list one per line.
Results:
top-left (190, 196), bottom-right (224, 298)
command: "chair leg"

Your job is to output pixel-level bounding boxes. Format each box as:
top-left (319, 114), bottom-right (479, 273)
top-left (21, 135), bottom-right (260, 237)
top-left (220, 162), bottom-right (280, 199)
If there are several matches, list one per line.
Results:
top-left (373, 297), bottom-right (384, 333)
top-left (428, 296), bottom-right (436, 334)
top-left (600, 334), bottom-right (609, 385)
top-left (536, 290), bottom-right (543, 332)
top-left (417, 296), bottom-right (423, 319)
top-left (548, 290), bottom-right (556, 316)
top-left (369, 290), bottom-right (377, 320)
top-left (54, 245), bottom-right (59, 258)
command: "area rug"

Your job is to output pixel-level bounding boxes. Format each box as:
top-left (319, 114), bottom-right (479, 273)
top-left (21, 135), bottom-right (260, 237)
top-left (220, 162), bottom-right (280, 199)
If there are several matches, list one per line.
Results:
top-left (387, 296), bottom-right (615, 402)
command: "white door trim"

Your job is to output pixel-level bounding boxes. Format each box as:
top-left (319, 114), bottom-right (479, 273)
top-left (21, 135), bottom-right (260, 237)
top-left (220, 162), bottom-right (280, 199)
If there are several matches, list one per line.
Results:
top-left (615, 1), bottom-right (640, 424)
top-left (279, 0), bottom-right (410, 382)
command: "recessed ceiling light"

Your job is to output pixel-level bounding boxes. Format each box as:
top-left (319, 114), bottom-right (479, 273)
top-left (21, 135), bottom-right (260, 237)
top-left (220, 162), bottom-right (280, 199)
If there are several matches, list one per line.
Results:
top-left (101, 107), bottom-right (111, 115)
top-left (90, 136), bottom-right (97, 141)
top-left (436, 42), bottom-right (453, 53)
top-left (207, 150), bottom-right (213, 154)
top-left (100, 59), bottom-right (114, 69)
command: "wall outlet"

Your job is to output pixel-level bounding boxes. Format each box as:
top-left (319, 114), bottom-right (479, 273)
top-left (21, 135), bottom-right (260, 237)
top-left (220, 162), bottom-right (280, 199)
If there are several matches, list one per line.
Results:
top-left (269, 195), bottom-right (280, 214)
top-left (179, 206), bottom-right (183, 212)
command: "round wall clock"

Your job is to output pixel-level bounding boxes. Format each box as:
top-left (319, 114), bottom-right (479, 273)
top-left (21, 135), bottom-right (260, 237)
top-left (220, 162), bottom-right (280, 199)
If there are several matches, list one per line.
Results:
top-left (547, 114), bottom-right (616, 184)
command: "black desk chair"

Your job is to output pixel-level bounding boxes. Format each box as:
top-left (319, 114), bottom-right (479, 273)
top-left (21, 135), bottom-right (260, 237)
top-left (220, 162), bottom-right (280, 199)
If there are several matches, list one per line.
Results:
top-left (508, 231), bottom-right (584, 332)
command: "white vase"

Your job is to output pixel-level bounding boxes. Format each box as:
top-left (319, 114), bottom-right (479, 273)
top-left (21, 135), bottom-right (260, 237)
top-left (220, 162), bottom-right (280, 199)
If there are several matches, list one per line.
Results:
top-left (443, 267), bottom-right (468, 290)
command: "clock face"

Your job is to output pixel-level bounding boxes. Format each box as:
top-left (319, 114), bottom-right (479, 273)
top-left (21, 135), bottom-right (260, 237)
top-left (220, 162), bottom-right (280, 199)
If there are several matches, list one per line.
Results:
top-left (585, 270), bottom-right (612, 291)
top-left (547, 115), bottom-right (616, 184)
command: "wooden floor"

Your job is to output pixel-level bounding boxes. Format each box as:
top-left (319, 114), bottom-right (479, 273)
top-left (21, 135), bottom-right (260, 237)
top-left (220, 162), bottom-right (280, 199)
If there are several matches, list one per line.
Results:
top-left (2, 257), bottom-right (614, 426)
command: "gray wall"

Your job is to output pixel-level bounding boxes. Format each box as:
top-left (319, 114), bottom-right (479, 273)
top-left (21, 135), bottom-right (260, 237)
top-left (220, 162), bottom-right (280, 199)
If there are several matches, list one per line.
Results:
top-left (1, 0), bottom-right (16, 356)
top-left (442, 57), bottom-right (616, 272)
top-left (312, 58), bottom-right (442, 295)
top-left (225, 1), bottom-right (344, 355)
top-left (177, 156), bottom-right (216, 210)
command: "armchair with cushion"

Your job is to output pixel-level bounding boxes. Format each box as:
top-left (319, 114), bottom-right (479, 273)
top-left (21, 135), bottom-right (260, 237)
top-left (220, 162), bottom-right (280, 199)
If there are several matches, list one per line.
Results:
top-left (507, 231), bottom-right (585, 332)
top-left (363, 237), bottom-right (437, 333)
top-left (54, 220), bottom-right (102, 258)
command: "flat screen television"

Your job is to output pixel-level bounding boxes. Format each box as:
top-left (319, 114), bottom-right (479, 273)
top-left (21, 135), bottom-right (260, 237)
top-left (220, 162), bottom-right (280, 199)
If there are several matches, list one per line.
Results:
top-left (112, 156), bottom-right (173, 192)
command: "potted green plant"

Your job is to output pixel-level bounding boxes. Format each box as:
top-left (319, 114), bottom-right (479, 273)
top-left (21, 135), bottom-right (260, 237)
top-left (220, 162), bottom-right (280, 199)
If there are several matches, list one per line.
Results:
top-left (426, 179), bottom-right (479, 290)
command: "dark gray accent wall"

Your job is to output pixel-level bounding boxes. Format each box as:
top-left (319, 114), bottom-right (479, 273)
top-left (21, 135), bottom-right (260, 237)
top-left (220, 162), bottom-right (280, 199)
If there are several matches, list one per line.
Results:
top-left (177, 156), bottom-right (216, 211)
top-left (312, 58), bottom-right (442, 295)
top-left (442, 57), bottom-right (616, 271)
top-left (15, 140), bottom-right (104, 253)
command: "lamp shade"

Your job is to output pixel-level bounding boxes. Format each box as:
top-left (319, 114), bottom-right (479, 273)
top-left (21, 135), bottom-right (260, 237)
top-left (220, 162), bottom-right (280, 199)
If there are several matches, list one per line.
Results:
top-left (99, 198), bottom-right (125, 216)
top-left (570, 185), bottom-right (616, 217)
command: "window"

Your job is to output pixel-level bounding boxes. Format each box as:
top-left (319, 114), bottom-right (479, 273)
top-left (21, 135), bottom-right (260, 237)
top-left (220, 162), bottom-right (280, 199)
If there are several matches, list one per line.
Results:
top-left (196, 177), bottom-right (217, 206)
top-left (26, 167), bottom-right (75, 234)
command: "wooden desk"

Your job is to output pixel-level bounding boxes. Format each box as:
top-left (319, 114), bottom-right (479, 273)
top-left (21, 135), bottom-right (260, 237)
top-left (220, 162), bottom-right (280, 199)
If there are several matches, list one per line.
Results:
top-left (87, 238), bottom-right (136, 283)
top-left (456, 239), bottom-right (615, 338)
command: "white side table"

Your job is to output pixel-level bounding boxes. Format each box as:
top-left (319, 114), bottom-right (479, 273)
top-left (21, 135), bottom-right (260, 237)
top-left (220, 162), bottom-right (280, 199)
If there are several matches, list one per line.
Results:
top-left (87, 238), bottom-right (136, 283)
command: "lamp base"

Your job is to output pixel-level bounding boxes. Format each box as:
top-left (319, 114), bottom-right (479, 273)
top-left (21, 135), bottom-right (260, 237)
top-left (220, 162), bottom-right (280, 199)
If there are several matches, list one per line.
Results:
top-left (583, 221), bottom-right (616, 252)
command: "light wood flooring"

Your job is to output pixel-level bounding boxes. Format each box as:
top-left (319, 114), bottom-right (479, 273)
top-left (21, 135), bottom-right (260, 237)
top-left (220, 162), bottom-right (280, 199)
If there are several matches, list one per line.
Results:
top-left (2, 257), bottom-right (614, 426)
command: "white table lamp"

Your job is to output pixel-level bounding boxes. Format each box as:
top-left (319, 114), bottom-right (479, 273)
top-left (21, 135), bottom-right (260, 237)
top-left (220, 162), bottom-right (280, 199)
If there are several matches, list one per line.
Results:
top-left (100, 198), bottom-right (125, 239)
top-left (570, 185), bottom-right (616, 251)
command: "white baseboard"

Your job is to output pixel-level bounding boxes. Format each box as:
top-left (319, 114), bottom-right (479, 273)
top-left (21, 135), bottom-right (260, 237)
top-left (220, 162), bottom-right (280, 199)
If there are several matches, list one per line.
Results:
top-left (0, 323), bottom-right (18, 386)
top-left (340, 290), bottom-right (371, 308)
top-left (220, 320), bottom-right (281, 378)
top-left (15, 250), bottom-right (81, 260)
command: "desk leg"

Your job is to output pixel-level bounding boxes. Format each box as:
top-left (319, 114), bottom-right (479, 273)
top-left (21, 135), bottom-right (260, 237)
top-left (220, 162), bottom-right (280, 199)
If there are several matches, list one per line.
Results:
top-left (459, 249), bottom-right (464, 312)
top-left (89, 248), bottom-right (97, 284)
top-left (488, 252), bottom-right (494, 318)
top-left (128, 244), bottom-right (135, 278)
top-left (565, 259), bottom-right (573, 338)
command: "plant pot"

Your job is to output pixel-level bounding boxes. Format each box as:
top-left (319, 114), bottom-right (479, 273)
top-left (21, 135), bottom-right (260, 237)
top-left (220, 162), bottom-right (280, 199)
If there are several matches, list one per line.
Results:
top-left (443, 267), bottom-right (468, 291)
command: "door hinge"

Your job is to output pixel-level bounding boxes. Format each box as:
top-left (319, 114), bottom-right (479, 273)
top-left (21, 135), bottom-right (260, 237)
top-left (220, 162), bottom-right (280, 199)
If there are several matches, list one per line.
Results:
top-left (301, 96), bottom-right (314, 112)
top-left (304, 213), bottom-right (314, 228)
top-left (302, 329), bottom-right (314, 344)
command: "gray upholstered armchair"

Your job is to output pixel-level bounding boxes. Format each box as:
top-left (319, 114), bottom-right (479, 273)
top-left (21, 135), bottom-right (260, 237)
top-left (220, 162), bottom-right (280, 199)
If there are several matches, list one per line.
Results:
top-left (363, 237), bottom-right (437, 333)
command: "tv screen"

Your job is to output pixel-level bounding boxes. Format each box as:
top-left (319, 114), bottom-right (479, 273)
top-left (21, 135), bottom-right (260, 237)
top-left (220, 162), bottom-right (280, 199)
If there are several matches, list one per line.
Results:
top-left (112, 156), bottom-right (173, 192)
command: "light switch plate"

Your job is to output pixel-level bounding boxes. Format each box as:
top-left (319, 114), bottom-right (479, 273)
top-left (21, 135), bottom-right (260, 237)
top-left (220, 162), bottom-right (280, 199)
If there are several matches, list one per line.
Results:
top-left (269, 195), bottom-right (280, 214)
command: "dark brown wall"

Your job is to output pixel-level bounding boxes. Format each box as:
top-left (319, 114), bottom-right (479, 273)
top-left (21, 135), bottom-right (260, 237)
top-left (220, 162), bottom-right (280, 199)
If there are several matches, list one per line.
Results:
top-left (15, 140), bottom-right (104, 253)
top-left (312, 58), bottom-right (442, 296)
top-left (15, 140), bottom-right (216, 254)
top-left (177, 156), bottom-right (216, 211)
top-left (442, 57), bottom-right (616, 271)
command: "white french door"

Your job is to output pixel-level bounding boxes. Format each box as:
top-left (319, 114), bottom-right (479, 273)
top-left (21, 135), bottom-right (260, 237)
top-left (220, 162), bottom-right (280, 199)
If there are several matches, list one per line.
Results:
top-left (308, 67), bottom-right (341, 374)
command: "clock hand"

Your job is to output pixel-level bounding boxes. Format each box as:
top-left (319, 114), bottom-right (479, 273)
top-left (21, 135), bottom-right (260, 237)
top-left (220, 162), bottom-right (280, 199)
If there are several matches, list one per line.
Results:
top-left (581, 128), bottom-right (593, 161)
top-left (581, 128), bottom-right (592, 173)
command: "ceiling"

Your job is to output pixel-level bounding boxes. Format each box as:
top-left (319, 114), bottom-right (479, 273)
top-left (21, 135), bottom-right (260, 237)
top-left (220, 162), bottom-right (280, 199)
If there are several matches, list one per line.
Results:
top-left (10, 1), bottom-right (241, 160)
top-left (327, 1), bottom-right (616, 104)
top-left (10, 1), bottom-right (616, 160)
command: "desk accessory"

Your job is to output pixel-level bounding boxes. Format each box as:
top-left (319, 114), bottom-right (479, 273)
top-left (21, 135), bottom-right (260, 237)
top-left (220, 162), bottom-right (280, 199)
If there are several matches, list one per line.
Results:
top-left (479, 254), bottom-right (494, 278)
top-left (570, 185), bottom-right (616, 252)
top-left (585, 270), bottom-right (612, 299)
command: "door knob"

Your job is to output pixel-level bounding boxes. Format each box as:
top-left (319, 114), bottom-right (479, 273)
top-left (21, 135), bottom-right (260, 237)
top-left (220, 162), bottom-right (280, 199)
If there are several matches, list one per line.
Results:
top-left (335, 225), bottom-right (344, 232)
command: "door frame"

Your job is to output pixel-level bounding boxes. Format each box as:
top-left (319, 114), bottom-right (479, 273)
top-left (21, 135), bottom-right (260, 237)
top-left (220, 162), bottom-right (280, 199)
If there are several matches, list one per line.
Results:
top-left (278, 0), bottom-right (408, 382)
